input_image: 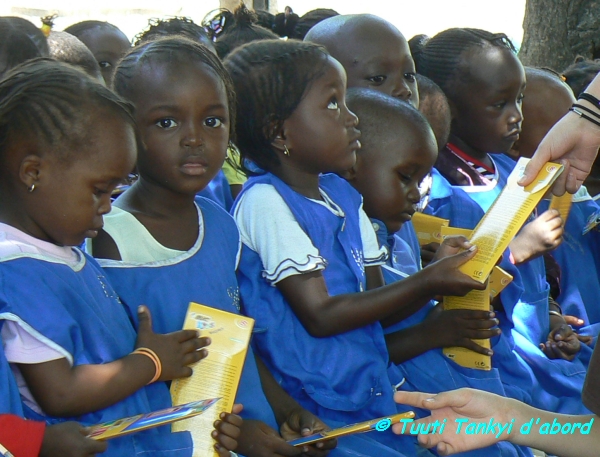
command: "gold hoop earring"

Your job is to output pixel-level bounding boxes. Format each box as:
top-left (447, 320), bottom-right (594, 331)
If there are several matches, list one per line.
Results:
top-left (28, 184), bottom-right (36, 193)
top-left (283, 145), bottom-right (291, 156)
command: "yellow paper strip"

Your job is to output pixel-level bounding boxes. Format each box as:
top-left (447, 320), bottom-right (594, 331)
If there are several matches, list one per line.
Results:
top-left (459, 158), bottom-right (563, 283)
top-left (171, 303), bottom-right (254, 457)
top-left (549, 192), bottom-right (573, 222)
top-left (411, 212), bottom-right (449, 245)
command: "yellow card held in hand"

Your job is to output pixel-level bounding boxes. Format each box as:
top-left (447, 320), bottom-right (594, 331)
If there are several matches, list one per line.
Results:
top-left (459, 158), bottom-right (563, 283)
top-left (170, 303), bottom-right (254, 457)
top-left (549, 192), bottom-right (573, 222)
top-left (411, 212), bottom-right (449, 245)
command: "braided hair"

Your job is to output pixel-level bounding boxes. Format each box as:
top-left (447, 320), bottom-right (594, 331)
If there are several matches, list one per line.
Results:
top-left (224, 39), bottom-right (329, 173)
top-left (133, 17), bottom-right (212, 50)
top-left (113, 36), bottom-right (235, 139)
top-left (0, 58), bottom-right (134, 162)
top-left (415, 28), bottom-right (517, 101)
top-left (0, 17), bottom-right (49, 77)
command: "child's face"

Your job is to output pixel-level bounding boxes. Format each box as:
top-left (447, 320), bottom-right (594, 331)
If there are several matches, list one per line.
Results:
top-left (78, 27), bottom-right (130, 86)
top-left (132, 60), bottom-right (229, 195)
top-left (25, 114), bottom-right (136, 246)
top-left (450, 47), bottom-right (526, 154)
top-left (340, 28), bottom-right (418, 108)
top-left (353, 125), bottom-right (437, 234)
top-left (282, 57), bottom-right (361, 174)
top-left (510, 77), bottom-right (574, 159)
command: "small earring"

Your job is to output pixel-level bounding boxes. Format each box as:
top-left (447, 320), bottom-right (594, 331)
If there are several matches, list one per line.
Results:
top-left (283, 145), bottom-right (291, 156)
top-left (28, 183), bottom-right (36, 193)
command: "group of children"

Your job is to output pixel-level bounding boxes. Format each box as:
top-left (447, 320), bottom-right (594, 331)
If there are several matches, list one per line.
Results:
top-left (0, 4), bottom-right (599, 457)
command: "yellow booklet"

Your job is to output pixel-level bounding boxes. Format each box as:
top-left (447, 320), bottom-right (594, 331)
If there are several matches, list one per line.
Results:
top-left (288, 412), bottom-right (415, 446)
top-left (171, 303), bottom-right (254, 457)
top-left (411, 212), bottom-right (449, 245)
top-left (548, 192), bottom-right (573, 222)
top-left (440, 226), bottom-right (492, 370)
top-left (88, 398), bottom-right (220, 440)
top-left (458, 158), bottom-right (563, 283)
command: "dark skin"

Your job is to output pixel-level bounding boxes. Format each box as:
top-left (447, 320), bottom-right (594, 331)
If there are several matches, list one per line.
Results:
top-left (93, 60), bottom-right (334, 457)
top-left (265, 57), bottom-right (485, 339)
top-left (344, 108), bottom-right (499, 362)
top-left (0, 113), bottom-right (208, 418)
top-left (41, 422), bottom-right (108, 457)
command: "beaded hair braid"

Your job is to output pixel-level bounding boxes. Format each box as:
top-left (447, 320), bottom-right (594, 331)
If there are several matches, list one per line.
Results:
top-left (415, 28), bottom-right (517, 100)
top-left (224, 39), bottom-right (329, 173)
top-left (0, 58), bottom-right (134, 161)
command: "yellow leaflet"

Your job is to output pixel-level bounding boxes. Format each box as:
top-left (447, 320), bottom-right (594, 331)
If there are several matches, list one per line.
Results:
top-left (459, 158), bottom-right (563, 283)
top-left (549, 192), bottom-right (573, 222)
top-left (171, 303), bottom-right (254, 457)
top-left (411, 212), bottom-right (449, 245)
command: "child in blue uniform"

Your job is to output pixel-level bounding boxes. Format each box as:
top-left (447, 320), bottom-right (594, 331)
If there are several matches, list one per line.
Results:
top-left (344, 88), bottom-right (532, 457)
top-left (514, 67), bottom-right (600, 338)
top-left (225, 38), bottom-right (489, 456)
top-left (90, 36), bottom-right (335, 457)
top-left (0, 59), bottom-right (222, 457)
top-left (416, 28), bottom-right (592, 414)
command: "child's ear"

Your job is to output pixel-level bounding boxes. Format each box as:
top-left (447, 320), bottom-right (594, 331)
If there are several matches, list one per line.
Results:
top-left (19, 154), bottom-right (42, 190)
top-left (265, 116), bottom-right (287, 153)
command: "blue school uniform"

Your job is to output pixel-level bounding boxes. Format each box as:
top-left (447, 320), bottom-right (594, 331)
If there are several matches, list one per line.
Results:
top-left (439, 153), bottom-right (592, 414)
top-left (0, 340), bottom-right (22, 416)
top-left (0, 250), bottom-right (192, 457)
top-left (425, 169), bottom-right (535, 405)
top-left (234, 173), bottom-right (425, 456)
top-left (97, 197), bottom-right (278, 432)
top-left (377, 220), bottom-right (532, 457)
top-left (538, 191), bottom-right (600, 336)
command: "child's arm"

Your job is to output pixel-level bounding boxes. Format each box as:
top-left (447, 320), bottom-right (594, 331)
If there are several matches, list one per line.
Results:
top-left (41, 422), bottom-right (108, 457)
top-left (18, 307), bottom-right (208, 417)
top-left (385, 305), bottom-right (499, 364)
top-left (277, 239), bottom-right (483, 337)
top-left (508, 209), bottom-right (563, 264)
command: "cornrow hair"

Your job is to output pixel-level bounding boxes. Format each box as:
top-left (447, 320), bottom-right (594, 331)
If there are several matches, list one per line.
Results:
top-left (415, 28), bottom-right (517, 100)
top-left (224, 39), bottom-right (329, 174)
top-left (113, 36), bottom-right (235, 138)
top-left (64, 20), bottom-right (124, 39)
top-left (562, 57), bottom-right (600, 97)
top-left (0, 17), bottom-right (49, 77)
top-left (0, 58), bottom-right (135, 162)
top-left (214, 2), bottom-right (278, 59)
top-left (133, 17), bottom-right (212, 49)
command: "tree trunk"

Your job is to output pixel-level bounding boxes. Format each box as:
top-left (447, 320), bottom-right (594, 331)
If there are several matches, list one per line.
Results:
top-left (520, 0), bottom-right (600, 71)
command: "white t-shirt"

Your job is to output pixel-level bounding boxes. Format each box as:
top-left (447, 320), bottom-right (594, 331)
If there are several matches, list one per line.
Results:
top-left (233, 183), bottom-right (387, 285)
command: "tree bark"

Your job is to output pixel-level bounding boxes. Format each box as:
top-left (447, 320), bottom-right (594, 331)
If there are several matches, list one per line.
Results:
top-left (520, 0), bottom-right (600, 71)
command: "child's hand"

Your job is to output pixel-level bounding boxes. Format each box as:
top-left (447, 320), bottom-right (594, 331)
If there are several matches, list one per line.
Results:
top-left (540, 323), bottom-right (581, 360)
top-left (424, 243), bottom-right (486, 297)
top-left (41, 422), bottom-right (107, 457)
top-left (280, 407), bottom-right (336, 456)
top-left (236, 419), bottom-right (301, 457)
top-left (420, 242), bottom-right (439, 267)
top-left (213, 411), bottom-right (243, 457)
top-left (135, 306), bottom-right (210, 381)
top-left (431, 235), bottom-right (471, 262)
top-left (509, 210), bottom-right (563, 264)
top-left (423, 304), bottom-right (500, 355)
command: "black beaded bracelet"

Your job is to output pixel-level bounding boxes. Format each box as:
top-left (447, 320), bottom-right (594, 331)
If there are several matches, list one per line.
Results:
top-left (569, 106), bottom-right (600, 127)
top-left (579, 92), bottom-right (600, 109)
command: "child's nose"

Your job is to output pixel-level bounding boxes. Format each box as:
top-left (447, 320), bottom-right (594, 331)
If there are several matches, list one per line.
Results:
top-left (345, 107), bottom-right (359, 127)
top-left (98, 195), bottom-right (112, 216)
top-left (181, 124), bottom-right (203, 148)
top-left (392, 79), bottom-right (413, 102)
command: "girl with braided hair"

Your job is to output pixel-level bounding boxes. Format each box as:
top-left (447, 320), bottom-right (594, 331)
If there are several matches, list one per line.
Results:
top-left (0, 59), bottom-right (216, 456)
top-left (226, 38), bottom-right (490, 456)
top-left (417, 28), bottom-right (593, 415)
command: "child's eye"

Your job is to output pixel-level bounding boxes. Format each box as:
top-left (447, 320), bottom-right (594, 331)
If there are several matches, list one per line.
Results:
top-left (398, 172), bottom-right (412, 182)
top-left (204, 117), bottom-right (223, 128)
top-left (404, 72), bottom-right (416, 83)
top-left (327, 98), bottom-right (339, 110)
top-left (492, 101), bottom-right (506, 109)
top-left (94, 187), bottom-right (110, 196)
top-left (367, 75), bottom-right (386, 85)
top-left (156, 119), bottom-right (178, 129)
top-left (98, 61), bottom-right (112, 69)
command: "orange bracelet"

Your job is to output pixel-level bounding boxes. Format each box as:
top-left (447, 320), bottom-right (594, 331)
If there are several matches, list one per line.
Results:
top-left (132, 347), bottom-right (162, 384)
